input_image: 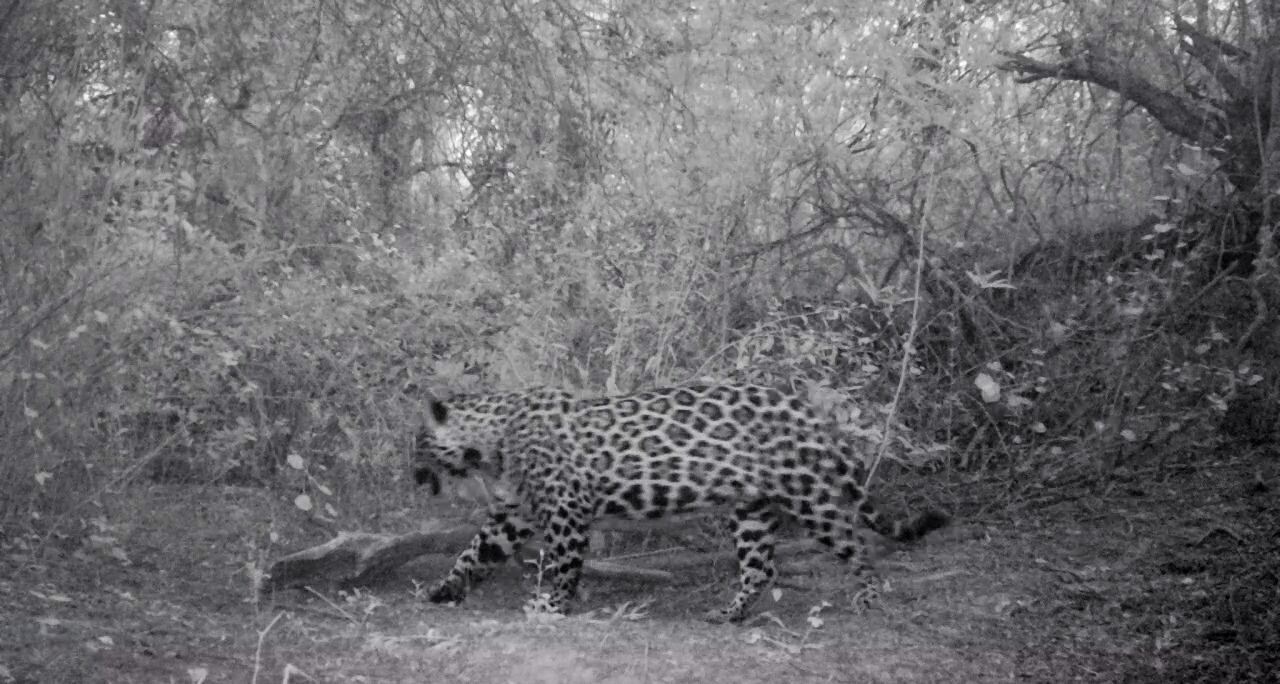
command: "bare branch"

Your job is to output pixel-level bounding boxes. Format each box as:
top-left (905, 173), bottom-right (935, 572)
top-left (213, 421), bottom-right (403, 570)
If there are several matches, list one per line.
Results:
top-left (1173, 15), bottom-right (1250, 101)
top-left (997, 51), bottom-right (1226, 149)
top-left (1175, 14), bottom-right (1252, 60)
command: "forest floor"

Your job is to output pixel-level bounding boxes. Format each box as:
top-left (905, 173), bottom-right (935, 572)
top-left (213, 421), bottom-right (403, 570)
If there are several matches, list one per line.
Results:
top-left (2, 447), bottom-right (1277, 684)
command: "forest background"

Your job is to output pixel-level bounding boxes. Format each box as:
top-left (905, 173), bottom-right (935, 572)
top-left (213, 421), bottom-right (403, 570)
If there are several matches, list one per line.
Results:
top-left (1, 1), bottom-right (1277, 681)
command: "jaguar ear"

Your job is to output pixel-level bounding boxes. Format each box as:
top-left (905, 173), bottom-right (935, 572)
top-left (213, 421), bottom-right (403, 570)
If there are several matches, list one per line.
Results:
top-left (429, 398), bottom-right (449, 425)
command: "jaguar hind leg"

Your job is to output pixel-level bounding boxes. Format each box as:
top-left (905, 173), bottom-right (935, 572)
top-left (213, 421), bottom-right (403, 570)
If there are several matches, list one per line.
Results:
top-left (772, 485), bottom-right (885, 605)
top-left (703, 500), bottom-right (780, 624)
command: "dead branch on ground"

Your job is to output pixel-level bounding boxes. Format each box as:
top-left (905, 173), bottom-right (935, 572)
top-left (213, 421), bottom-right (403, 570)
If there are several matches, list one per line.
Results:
top-left (260, 523), bottom-right (826, 593)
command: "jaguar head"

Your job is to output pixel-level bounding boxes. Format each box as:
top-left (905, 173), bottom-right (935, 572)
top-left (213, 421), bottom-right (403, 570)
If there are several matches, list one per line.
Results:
top-left (411, 395), bottom-right (507, 490)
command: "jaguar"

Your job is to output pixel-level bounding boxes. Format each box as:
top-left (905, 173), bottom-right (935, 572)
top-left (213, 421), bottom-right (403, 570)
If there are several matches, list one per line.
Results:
top-left (412, 383), bottom-right (947, 623)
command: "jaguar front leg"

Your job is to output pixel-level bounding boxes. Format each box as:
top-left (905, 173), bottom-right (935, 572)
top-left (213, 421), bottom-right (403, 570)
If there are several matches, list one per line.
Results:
top-left (429, 503), bottom-right (535, 605)
top-left (526, 483), bottom-right (592, 616)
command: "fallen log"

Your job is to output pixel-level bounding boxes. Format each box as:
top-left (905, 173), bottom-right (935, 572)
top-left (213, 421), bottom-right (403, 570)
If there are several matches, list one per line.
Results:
top-left (261, 517), bottom-right (829, 594)
top-left (261, 523), bottom-right (683, 593)
top-left (261, 525), bottom-right (476, 593)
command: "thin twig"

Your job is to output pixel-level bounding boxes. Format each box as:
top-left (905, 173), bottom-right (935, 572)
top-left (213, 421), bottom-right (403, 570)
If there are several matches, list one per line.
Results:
top-left (865, 158), bottom-right (938, 489)
top-left (303, 585), bottom-right (360, 623)
top-left (1192, 524), bottom-right (1246, 546)
top-left (36, 433), bottom-right (181, 557)
top-left (250, 611), bottom-right (285, 684)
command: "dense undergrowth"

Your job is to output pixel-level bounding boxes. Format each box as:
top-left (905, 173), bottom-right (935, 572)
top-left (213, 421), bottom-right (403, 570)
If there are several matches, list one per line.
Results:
top-left (6, 165), bottom-right (1270, 534)
top-left (2, 1), bottom-right (1278, 679)
top-left (6, 2), bottom-right (1275, 523)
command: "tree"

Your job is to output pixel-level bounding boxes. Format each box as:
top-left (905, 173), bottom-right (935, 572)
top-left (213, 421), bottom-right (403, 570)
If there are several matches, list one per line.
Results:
top-left (997, 2), bottom-right (1277, 261)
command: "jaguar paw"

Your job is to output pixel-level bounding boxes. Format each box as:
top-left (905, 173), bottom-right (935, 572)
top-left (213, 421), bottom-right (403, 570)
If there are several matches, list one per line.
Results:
top-left (428, 579), bottom-right (467, 604)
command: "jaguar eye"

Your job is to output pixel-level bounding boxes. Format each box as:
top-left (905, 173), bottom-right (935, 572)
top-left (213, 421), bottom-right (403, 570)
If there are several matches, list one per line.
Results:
top-left (413, 429), bottom-right (435, 454)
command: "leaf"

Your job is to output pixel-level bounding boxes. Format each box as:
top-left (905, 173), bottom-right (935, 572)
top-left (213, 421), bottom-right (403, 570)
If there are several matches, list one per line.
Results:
top-left (93, 310), bottom-right (110, 324)
top-left (187, 667), bottom-right (209, 684)
top-left (770, 588), bottom-right (783, 602)
top-left (1175, 162), bottom-right (1196, 176)
top-left (965, 269), bottom-right (1016, 290)
top-left (23, 406), bottom-right (37, 419)
top-left (35, 471), bottom-right (51, 486)
top-left (974, 373), bottom-right (1000, 403)
top-left (294, 494), bottom-right (313, 512)
top-left (1006, 394), bottom-right (1033, 410)
top-left (286, 453), bottom-right (305, 470)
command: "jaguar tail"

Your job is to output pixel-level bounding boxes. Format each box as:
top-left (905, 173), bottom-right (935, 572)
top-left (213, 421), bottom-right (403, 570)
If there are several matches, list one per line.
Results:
top-left (858, 502), bottom-right (949, 543)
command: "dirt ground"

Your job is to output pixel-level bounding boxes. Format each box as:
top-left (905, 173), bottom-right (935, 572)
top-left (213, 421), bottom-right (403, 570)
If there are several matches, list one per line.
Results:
top-left (2, 448), bottom-right (1276, 683)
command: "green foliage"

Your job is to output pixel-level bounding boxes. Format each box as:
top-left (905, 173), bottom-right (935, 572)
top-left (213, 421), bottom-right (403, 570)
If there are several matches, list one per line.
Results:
top-left (2, 0), bottom-right (1275, 532)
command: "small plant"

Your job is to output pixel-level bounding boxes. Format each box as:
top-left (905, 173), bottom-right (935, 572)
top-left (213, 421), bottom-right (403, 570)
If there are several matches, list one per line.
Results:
top-left (408, 579), bottom-right (426, 601)
top-left (584, 599), bottom-right (653, 624)
top-left (850, 578), bottom-right (886, 614)
top-left (521, 549), bottom-right (564, 621)
top-left (741, 600), bottom-right (832, 656)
